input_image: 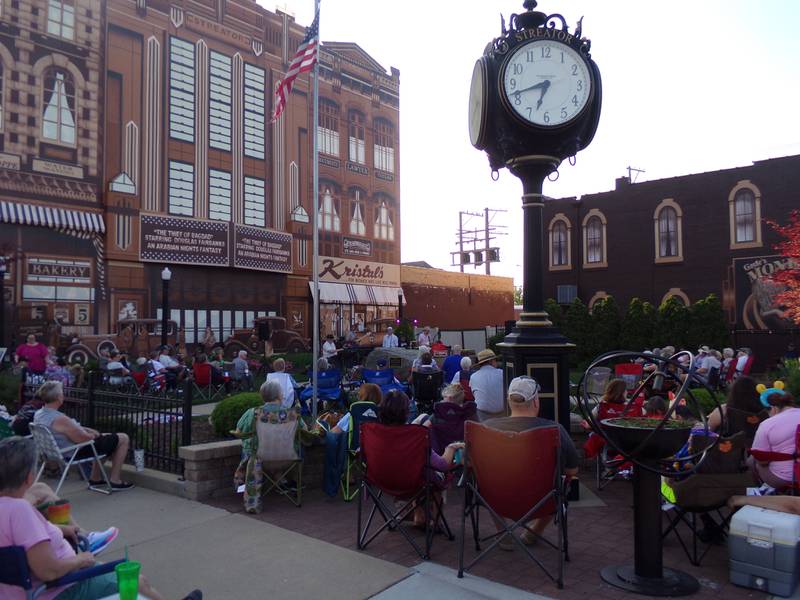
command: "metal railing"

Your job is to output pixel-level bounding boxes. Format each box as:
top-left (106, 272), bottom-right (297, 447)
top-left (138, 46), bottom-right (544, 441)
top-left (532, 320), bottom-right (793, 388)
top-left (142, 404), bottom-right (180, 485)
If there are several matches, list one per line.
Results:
top-left (25, 373), bottom-right (192, 474)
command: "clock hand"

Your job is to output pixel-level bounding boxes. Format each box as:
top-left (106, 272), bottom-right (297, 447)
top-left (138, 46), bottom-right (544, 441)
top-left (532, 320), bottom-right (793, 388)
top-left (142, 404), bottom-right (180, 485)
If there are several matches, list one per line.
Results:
top-left (515, 79), bottom-right (551, 96)
top-left (535, 80), bottom-right (552, 110)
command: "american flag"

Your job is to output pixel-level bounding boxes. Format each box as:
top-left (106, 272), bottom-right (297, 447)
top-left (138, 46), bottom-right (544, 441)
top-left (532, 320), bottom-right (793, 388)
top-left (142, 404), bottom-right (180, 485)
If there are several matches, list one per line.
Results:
top-left (271, 10), bottom-right (319, 122)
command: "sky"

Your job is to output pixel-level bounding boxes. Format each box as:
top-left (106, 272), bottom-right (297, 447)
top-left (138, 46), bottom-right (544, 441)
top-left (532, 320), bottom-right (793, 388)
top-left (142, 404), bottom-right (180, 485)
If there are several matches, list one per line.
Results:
top-left (258, 0), bottom-right (800, 286)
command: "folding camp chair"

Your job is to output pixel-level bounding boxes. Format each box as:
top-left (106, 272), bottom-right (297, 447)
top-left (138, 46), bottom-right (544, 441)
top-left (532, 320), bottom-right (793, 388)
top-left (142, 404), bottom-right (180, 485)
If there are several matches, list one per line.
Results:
top-left (458, 421), bottom-right (568, 589)
top-left (254, 405), bottom-right (304, 507)
top-left (0, 418), bottom-right (14, 439)
top-left (0, 545), bottom-right (125, 600)
top-left (357, 422), bottom-right (454, 560)
top-left (30, 423), bottom-right (112, 496)
top-left (748, 424), bottom-right (800, 495)
top-left (299, 369), bottom-right (344, 414)
top-left (191, 363), bottom-right (226, 403)
top-left (361, 368), bottom-right (408, 396)
top-left (341, 401), bottom-right (380, 501)
top-left (614, 363), bottom-right (643, 391)
top-left (411, 371), bottom-right (444, 415)
top-left (662, 499), bottom-right (734, 566)
top-left (429, 400), bottom-right (476, 455)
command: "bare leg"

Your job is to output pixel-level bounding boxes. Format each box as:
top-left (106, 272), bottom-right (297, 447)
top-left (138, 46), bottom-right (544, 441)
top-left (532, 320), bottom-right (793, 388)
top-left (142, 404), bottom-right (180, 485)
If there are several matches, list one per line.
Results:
top-left (729, 495), bottom-right (800, 515)
top-left (90, 433), bottom-right (130, 483)
top-left (139, 574), bottom-right (165, 600)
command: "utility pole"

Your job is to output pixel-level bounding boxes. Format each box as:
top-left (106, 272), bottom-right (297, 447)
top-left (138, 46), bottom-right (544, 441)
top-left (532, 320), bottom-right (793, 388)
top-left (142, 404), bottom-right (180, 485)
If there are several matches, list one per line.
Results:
top-left (458, 211), bottom-right (464, 273)
top-left (627, 165), bottom-right (645, 183)
top-left (484, 207), bottom-right (491, 275)
top-left (451, 209), bottom-right (507, 272)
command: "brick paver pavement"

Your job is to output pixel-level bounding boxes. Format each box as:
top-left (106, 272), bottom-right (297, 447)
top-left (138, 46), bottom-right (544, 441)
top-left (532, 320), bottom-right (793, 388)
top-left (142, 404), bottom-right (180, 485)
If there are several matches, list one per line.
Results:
top-left (206, 462), bottom-right (768, 600)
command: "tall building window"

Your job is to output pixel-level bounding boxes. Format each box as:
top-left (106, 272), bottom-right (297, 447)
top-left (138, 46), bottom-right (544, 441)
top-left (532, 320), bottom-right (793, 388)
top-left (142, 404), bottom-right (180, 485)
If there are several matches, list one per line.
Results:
top-left (734, 189), bottom-right (755, 243)
top-left (42, 69), bottom-right (76, 145)
top-left (375, 201), bottom-right (394, 241)
top-left (350, 190), bottom-right (366, 236)
top-left (209, 169), bottom-right (232, 221)
top-left (0, 63), bottom-right (4, 131)
top-left (582, 209), bottom-right (607, 268)
top-left (169, 37), bottom-right (195, 142)
top-left (209, 51), bottom-right (232, 151)
top-left (244, 176), bottom-right (266, 227)
top-left (653, 199), bottom-right (683, 263)
top-left (243, 64), bottom-right (265, 159)
top-left (319, 187), bottom-right (340, 232)
top-left (47, 0), bottom-right (74, 40)
top-left (318, 99), bottom-right (340, 157)
top-left (168, 161), bottom-right (194, 216)
top-left (348, 110), bottom-right (365, 164)
top-left (373, 118), bottom-right (395, 173)
top-left (548, 214), bottom-right (572, 270)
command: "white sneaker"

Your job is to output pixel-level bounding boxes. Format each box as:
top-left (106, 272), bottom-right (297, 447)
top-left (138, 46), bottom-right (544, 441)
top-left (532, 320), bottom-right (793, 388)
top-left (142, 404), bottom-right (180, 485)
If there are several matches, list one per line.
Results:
top-left (87, 527), bottom-right (119, 555)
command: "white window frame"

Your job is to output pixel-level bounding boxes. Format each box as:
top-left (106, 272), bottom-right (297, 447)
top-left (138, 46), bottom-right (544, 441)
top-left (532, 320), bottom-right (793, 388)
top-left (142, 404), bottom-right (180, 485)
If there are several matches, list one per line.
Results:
top-left (42, 69), bottom-right (77, 146)
top-left (244, 176), bottom-right (266, 227)
top-left (375, 201), bottom-right (394, 241)
top-left (318, 99), bottom-right (340, 157)
top-left (653, 198), bottom-right (684, 264)
top-left (0, 62), bottom-right (4, 132)
top-left (582, 209), bottom-right (607, 268)
top-left (169, 37), bottom-right (195, 143)
top-left (728, 180), bottom-right (763, 249)
top-left (348, 111), bottom-right (366, 165)
top-left (373, 118), bottom-right (395, 173)
top-left (548, 213), bottom-right (571, 271)
top-left (168, 160), bottom-right (194, 216)
top-left (209, 168), bottom-right (232, 221)
top-left (209, 51), bottom-right (232, 151)
top-left (47, 0), bottom-right (75, 40)
top-left (350, 190), bottom-right (366, 236)
top-left (243, 64), bottom-right (265, 159)
top-left (319, 187), bottom-right (340, 232)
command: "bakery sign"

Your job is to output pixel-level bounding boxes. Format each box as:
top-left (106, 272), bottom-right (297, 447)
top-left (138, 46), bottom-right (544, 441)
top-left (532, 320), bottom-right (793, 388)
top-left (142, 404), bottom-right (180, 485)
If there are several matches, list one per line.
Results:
top-left (318, 256), bottom-right (400, 287)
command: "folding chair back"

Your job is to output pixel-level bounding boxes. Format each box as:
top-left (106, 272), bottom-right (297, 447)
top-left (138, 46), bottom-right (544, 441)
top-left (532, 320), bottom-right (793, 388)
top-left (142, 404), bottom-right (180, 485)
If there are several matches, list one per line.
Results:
top-left (361, 422), bottom-right (428, 498)
top-left (193, 363), bottom-right (213, 387)
top-left (346, 401), bottom-right (380, 453)
top-left (255, 411), bottom-right (301, 466)
top-left (465, 421), bottom-right (560, 521)
top-left (429, 401), bottom-right (476, 455)
top-left (614, 363), bottom-right (643, 391)
top-left (412, 371), bottom-right (444, 412)
top-left (361, 368), bottom-right (395, 386)
top-left (30, 423), bottom-right (68, 470)
top-left (0, 546), bottom-right (33, 597)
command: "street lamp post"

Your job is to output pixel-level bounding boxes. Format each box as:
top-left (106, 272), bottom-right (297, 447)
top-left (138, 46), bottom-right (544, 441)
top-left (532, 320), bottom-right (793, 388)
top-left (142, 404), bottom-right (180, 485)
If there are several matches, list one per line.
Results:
top-left (161, 267), bottom-right (172, 348)
top-left (398, 290), bottom-right (404, 321)
top-left (0, 257), bottom-right (6, 354)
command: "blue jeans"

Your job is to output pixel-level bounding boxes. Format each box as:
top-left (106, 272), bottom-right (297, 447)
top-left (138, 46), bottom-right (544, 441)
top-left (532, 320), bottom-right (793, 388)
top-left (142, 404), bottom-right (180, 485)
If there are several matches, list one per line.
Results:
top-left (323, 430), bottom-right (347, 497)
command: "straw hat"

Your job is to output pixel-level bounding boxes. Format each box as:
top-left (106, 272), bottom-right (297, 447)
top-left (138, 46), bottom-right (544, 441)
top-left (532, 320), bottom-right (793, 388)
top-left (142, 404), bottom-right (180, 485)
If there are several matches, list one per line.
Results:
top-left (475, 349), bottom-right (498, 365)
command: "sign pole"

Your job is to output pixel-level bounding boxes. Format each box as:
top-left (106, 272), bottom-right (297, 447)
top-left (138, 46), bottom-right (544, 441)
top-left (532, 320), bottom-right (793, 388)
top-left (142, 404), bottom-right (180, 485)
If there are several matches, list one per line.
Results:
top-left (311, 0), bottom-right (321, 422)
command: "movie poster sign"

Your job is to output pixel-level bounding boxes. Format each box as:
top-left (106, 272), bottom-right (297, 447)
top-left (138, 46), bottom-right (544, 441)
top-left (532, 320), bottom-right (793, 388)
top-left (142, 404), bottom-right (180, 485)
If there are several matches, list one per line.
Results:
top-left (734, 254), bottom-right (798, 330)
top-left (342, 237), bottom-right (372, 257)
top-left (233, 225), bottom-right (292, 273)
top-left (318, 256), bottom-right (400, 287)
top-left (141, 215), bottom-right (229, 266)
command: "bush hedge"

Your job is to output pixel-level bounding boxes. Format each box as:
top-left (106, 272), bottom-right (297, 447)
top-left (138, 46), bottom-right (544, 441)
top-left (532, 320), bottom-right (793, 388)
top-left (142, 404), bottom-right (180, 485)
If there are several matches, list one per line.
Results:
top-left (209, 392), bottom-right (263, 438)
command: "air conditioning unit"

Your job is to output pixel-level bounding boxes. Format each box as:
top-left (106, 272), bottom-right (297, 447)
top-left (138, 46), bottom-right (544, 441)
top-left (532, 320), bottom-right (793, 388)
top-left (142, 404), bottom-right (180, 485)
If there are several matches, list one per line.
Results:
top-left (557, 285), bottom-right (578, 305)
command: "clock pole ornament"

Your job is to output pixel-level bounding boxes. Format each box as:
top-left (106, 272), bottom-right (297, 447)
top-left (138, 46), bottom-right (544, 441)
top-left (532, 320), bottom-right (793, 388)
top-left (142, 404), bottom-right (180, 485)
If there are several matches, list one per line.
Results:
top-left (468, 3), bottom-right (601, 434)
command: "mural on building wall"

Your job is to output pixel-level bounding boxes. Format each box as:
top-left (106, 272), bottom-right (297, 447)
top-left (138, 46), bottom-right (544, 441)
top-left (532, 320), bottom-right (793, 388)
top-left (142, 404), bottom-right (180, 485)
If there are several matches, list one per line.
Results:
top-left (735, 255), bottom-right (798, 330)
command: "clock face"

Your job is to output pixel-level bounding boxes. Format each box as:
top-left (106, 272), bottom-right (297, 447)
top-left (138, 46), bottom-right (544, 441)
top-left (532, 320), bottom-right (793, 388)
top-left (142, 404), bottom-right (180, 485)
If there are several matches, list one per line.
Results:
top-left (468, 59), bottom-right (487, 148)
top-left (501, 39), bottom-right (592, 127)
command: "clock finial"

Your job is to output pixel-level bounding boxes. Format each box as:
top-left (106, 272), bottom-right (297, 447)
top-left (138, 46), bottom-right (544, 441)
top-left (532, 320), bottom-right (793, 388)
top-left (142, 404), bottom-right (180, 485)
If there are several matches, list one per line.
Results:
top-left (523, 0), bottom-right (537, 10)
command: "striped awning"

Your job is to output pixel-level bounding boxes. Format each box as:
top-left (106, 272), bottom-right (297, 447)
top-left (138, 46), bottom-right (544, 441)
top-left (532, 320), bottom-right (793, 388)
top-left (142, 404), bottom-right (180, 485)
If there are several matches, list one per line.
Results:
top-left (0, 200), bottom-right (105, 234)
top-left (309, 281), bottom-right (406, 306)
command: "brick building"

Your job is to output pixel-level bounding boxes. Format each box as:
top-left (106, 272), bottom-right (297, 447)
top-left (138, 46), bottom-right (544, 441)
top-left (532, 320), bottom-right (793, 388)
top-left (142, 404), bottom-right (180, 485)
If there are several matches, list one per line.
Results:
top-left (1, 0), bottom-right (401, 351)
top-left (542, 154), bottom-right (800, 366)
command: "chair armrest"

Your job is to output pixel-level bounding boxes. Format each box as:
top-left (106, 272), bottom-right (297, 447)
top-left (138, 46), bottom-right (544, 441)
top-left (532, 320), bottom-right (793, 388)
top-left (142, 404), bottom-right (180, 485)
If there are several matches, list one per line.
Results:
top-left (46, 558), bottom-right (126, 589)
top-left (749, 448), bottom-right (794, 463)
top-left (59, 440), bottom-right (95, 454)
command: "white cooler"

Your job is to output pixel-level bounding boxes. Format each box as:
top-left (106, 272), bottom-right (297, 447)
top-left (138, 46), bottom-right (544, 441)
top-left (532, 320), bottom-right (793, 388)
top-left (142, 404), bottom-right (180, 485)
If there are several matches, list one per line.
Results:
top-left (729, 505), bottom-right (800, 597)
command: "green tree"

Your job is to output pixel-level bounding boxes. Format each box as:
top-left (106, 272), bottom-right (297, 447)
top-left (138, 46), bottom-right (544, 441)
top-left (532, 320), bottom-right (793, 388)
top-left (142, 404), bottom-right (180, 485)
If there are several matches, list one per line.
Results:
top-left (592, 296), bottom-right (622, 355)
top-left (562, 297), bottom-right (593, 364)
top-left (513, 286), bottom-right (523, 305)
top-left (656, 296), bottom-right (691, 349)
top-left (544, 297), bottom-right (564, 330)
top-left (620, 297), bottom-right (656, 352)
top-left (687, 293), bottom-right (730, 351)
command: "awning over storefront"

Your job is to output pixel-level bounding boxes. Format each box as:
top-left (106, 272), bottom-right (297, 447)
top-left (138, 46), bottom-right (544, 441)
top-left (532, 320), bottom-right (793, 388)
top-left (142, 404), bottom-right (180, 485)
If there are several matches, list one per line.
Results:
top-left (0, 200), bottom-right (105, 234)
top-left (309, 281), bottom-right (406, 306)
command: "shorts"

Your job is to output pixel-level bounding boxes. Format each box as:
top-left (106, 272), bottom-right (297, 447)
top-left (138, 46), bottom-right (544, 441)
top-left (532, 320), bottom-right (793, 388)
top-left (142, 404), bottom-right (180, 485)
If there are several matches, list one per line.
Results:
top-left (54, 571), bottom-right (117, 599)
top-left (75, 433), bottom-right (120, 459)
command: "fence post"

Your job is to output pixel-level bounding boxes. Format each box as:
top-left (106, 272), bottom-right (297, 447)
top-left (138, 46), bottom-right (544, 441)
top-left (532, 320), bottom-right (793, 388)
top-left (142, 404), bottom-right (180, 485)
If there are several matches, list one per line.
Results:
top-left (87, 370), bottom-right (96, 428)
top-left (182, 380), bottom-right (192, 448)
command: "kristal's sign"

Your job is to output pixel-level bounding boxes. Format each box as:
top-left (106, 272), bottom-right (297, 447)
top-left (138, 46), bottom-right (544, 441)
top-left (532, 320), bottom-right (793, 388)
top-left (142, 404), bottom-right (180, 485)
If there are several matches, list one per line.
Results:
top-left (734, 254), bottom-right (798, 331)
top-left (318, 256), bottom-right (400, 287)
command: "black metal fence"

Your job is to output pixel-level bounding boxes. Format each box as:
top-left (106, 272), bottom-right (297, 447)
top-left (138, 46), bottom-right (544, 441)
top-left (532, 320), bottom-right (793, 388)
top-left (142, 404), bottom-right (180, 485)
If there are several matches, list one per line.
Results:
top-left (26, 375), bottom-right (192, 474)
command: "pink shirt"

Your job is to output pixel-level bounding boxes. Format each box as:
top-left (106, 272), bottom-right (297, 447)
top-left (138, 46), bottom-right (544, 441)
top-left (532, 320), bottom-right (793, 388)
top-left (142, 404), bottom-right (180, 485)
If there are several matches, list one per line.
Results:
top-left (0, 496), bottom-right (75, 600)
top-left (15, 343), bottom-right (49, 373)
top-left (752, 408), bottom-right (800, 482)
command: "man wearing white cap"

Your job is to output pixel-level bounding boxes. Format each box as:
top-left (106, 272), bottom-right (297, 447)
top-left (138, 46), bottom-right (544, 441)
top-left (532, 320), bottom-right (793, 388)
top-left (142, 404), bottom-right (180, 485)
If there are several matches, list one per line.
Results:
top-left (469, 349), bottom-right (505, 421)
top-left (484, 376), bottom-right (579, 542)
top-left (382, 326), bottom-right (399, 348)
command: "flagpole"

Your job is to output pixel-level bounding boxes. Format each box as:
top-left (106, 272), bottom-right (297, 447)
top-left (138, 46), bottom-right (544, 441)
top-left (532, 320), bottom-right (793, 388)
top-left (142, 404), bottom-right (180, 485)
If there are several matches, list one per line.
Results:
top-left (311, 0), bottom-right (321, 422)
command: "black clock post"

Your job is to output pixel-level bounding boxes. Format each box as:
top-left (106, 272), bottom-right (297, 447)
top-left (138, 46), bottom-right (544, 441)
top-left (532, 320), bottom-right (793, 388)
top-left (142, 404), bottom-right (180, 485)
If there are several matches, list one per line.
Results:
top-left (468, 0), bottom-right (600, 435)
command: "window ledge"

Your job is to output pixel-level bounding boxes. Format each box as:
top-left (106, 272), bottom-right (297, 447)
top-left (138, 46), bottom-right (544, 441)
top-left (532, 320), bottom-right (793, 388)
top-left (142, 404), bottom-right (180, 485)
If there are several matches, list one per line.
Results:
top-left (549, 264), bottom-right (572, 272)
top-left (655, 256), bottom-right (683, 265)
top-left (582, 261), bottom-right (608, 270)
top-left (730, 240), bottom-right (763, 250)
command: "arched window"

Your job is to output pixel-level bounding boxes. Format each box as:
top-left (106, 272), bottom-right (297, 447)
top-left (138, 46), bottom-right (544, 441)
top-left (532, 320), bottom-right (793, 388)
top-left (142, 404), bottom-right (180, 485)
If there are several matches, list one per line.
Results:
top-left (373, 118), bottom-right (395, 173)
top-left (582, 209), bottom-right (607, 268)
top-left (0, 62), bottom-right (4, 131)
top-left (548, 213), bottom-right (571, 270)
top-left (653, 199), bottom-right (683, 263)
top-left (42, 68), bottom-right (76, 145)
top-left (588, 291), bottom-right (608, 312)
top-left (318, 98), bottom-right (339, 157)
top-left (319, 187), bottom-right (340, 231)
top-left (348, 110), bottom-right (365, 164)
top-left (661, 288), bottom-right (690, 306)
top-left (349, 189), bottom-right (366, 236)
top-left (375, 201), bottom-right (394, 241)
top-left (728, 180), bottom-right (762, 249)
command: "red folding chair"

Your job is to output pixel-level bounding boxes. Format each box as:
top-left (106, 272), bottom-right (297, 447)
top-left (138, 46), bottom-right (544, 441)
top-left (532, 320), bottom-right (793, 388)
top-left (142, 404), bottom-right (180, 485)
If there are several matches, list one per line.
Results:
top-left (458, 421), bottom-right (568, 588)
top-left (357, 422), bottom-right (454, 560)
top-left (614, 362), bottom-right (644, 390)
top-left (749, 424), bottom-right (800, 494)
top-left (192, 362), bottom-right (225, 403)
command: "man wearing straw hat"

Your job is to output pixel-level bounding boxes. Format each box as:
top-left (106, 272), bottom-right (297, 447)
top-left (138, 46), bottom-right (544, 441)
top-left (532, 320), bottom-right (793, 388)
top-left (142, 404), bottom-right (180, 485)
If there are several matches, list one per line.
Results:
top-left (469, 349), bottom-right (505, 421)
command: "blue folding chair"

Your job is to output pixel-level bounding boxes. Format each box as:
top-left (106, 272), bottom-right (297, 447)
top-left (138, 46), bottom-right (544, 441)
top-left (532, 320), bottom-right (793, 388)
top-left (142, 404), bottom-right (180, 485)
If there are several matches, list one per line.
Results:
top-left (361, 368), bottom-right (409, 397)
top-left (342, 401), bottom-right (380, 501)
top-left (299, 369), bottom-right (344, 414)
top-left (0, 545), bottom-right (125, 599)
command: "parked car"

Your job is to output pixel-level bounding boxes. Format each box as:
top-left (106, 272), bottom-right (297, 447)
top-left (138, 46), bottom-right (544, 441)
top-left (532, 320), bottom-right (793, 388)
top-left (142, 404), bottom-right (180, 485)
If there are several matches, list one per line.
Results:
top-left (223, 316), bottom-right (309, 358)
top-left (58, 319), bottom-right (178, 365)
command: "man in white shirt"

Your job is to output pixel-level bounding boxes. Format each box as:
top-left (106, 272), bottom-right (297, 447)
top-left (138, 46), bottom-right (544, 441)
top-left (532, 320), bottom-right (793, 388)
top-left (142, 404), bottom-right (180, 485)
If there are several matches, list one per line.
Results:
top-left (735, 348), bottom-right (752, 377)
top-left (322, 335), bottom-right (338, 359)
top-left (469, 349), bottom-right (505, 421)
top-left (266, 357), bottom-right (298, 409)
top-left (382, 326), bottom-right (399, 348)
top-left (417, 326), bottom-right (432, 348)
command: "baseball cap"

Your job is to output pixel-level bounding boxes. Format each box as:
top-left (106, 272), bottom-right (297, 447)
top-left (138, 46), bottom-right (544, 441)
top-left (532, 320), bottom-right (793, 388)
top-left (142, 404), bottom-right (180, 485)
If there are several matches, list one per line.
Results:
top-left (508, 376), bottom-right (540, 402)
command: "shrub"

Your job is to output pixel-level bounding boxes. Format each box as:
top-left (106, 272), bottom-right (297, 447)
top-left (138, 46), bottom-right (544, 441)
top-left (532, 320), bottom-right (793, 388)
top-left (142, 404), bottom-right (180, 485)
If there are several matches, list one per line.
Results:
top-left (562, 298), bottom-right (593, 366)
top-left (656, 297), bottom-right (690, 349)
top-left (685, 387), bottom-right (726, 417)
top-left (0, 372), bottom-right (20, 413)
top-left (209, 392), bottom-right (263, 438)
top-left (687, 294), bottom-right (730, 351)
top-left (592, 296), bottom-right (621, 355)
top-left (544, 298), bottom-right (564, 330)
top-left (620, 298), bottom-right (656, 353)
top-left (487, 332), bottom-right (505, 354)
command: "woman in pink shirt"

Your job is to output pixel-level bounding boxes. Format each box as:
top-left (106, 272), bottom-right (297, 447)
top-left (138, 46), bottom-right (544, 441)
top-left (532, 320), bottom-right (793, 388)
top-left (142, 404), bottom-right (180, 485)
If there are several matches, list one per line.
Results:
top-left (15, 334), bottom-right (50, 375)
top-left (0, 437), bottom-right (163, 600)
top-left (750, 391), bottom-right (800, 489)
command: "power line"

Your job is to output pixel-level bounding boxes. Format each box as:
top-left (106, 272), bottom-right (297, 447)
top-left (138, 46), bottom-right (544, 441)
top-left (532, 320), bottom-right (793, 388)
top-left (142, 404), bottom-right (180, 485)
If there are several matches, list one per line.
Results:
top-left (450, 208), bottom-right (507, 275)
